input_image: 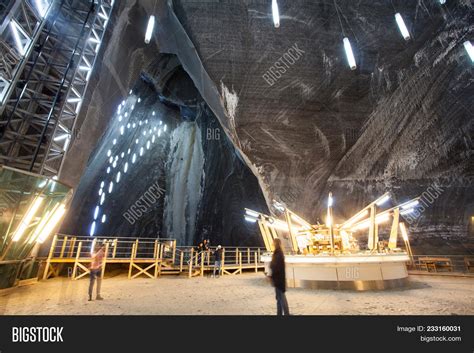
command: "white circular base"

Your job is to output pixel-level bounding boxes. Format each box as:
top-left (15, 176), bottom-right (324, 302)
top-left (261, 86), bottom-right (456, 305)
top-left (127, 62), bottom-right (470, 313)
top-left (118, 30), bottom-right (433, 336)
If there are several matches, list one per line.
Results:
top-left (262, 253), bottom-right (410, 291)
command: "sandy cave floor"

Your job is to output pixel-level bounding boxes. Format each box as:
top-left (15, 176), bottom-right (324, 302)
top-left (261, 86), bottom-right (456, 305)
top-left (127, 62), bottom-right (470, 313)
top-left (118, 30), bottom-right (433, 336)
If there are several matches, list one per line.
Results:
top-left (1, 273), bottom-right (473, 315)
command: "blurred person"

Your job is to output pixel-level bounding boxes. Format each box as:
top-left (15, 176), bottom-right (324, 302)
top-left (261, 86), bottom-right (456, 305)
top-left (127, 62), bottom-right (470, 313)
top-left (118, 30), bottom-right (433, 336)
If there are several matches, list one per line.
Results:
top-left (270, 238), bottom-right (290, 315)
top-left (88, 243), bottom-right (105, 301)
top-left (213, 245), bottom-right (223, 278)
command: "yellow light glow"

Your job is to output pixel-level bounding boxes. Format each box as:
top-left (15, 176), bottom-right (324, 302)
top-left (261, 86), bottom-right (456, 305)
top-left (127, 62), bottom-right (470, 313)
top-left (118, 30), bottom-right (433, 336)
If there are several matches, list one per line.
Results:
top-left (399, 222), bottom-right (408, 241)
top-left (342, 209), bottom-right (369, 228)
top-left (13, 196), bottom-right (44, 241)
top-left (36, 204), bottom-right (66, 243)
top-left (290, 213), bottom-right (311, 227)
top-left (340, 230), bottom-right (350, 249)
top-left (326, 214), bottom-right (332, 227)
top-left (352, 213), bottom-right (389, 231)
top-left (29, 205), bottom-right (55, 243)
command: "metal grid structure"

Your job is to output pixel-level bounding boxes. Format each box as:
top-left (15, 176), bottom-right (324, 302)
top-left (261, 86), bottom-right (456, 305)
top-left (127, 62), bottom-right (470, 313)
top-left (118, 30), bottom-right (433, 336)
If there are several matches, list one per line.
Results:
top-left (0, 0), bottom-right (114, 177)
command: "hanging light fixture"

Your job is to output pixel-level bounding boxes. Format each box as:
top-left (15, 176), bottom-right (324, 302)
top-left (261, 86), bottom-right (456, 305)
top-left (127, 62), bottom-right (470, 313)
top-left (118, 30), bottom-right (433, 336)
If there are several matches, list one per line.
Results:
top-left (272, 0), bottom-right (280, 28)
top-left (343, 37), bottom-right (357, 70)
top-left (464, 41), bottom-right (474, 62)
top-left (334, 1), bottom-right (357, 70)
top-left (144, 15), bottom-right (155, 44)
top-left (395, 13), bottom-right (410, 41)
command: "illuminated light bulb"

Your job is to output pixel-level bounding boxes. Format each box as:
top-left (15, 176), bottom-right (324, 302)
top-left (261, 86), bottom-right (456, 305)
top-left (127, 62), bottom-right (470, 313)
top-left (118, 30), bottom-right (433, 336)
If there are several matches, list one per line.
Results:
top-left (109, 156), bottom-right (113, 164)
top-left (400, 208), bottom-right (414, 215)
top-left (463, 41), bottom-right (474, 62)
top-left (121, 152), bottom-right (125, 158)
top-left (132, 154), bottom-right (137, 163)
top-left (100, 193), bottom-right (105, 205)
top-left (138, 98), bottom-right (141, 103)
top-left (395, 13), bottom-right (410, 41)
top-left (135, 139), bottom-right (139, 144)
top-left (127, 148), bottom-right (131, 154)
top-left (13, 196), bottom-right (44, 241)
top-left (90, 221), bottom-right (96, 236)
top-left (133, 123), bottom-right (136, 128)
top-left (328, 194), bottom-right (333, 207)
top-left (152, 135), bottom-right (155, 143)
top-left (124, 162), bottom-right (128, 173)
top-left (98, 188), bottom-right (102, 196)
top-left (245, 215), bottom-right (257, 223)
top-left (343, 209), bottom-right (369, 228)
top-left (100, 181), bottom-right (105, 188)
top-left (107, 150), bottom-right (111, 157)
top-left (245, 209), bottom-right (260, 218)
top-left (124, 112), bottom-right (128, 117)
top-left (118, 115), bottom-right (122, 122)
top-left (101, 214), bottom-right (106, 223)
top-left (129, 90), bottom-right (132, 94)
top-left (116, 172), bottom-right (121, 183)
top-left (439, 0), bottom-right (446, 3)
top-left (131, 105), bottom-right (134, 110)
top-left (94, 206), bottom-right (100, 220)
top-left (112, 160), bottom-right (117, 168)
top-left (113, 139), bottom-right (117, 145)
top-left (146, 141), bottom-right (150, 150)
top-left (271, 0), bottom-right (280, 28)
top-left (144, 15), bottom-right (155, 44)
top-left (36, 204), bottom-right (66, 243)
top-left (375, 194), bottom-right (390, 206)
top-left (152, 111), bottom-right (155, 116)
top-left (106, 167), bottom-right (111, 174)
top-left (343, 37), bottom-right (357, 70)
top-left (108, 181), bottom-right (113, 193)
top-left (139, 147), bottom-right (144, 156)
top-left (164, 125), bottom-right (167, 132)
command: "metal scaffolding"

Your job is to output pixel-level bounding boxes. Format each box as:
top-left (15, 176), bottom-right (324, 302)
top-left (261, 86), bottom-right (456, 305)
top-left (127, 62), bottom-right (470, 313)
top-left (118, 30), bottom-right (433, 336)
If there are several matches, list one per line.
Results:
top-left (0, 0), bottom-right (114, 177)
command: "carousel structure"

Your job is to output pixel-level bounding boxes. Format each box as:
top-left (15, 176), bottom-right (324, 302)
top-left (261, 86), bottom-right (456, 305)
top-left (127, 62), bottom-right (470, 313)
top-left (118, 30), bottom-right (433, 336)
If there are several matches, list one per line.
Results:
top-left (245, 192), bottom-right (419, 290)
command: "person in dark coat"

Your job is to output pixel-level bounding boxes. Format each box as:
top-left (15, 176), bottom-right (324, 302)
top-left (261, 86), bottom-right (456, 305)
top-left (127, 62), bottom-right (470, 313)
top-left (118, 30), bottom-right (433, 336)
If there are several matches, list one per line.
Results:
top-left (270, 238), bottom-right (290, 315)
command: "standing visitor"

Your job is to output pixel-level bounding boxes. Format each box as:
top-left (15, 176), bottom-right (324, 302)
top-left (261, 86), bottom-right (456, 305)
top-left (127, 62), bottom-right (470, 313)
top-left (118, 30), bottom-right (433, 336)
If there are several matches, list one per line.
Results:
top-left (270, 238), bottom-right (290, 315)
top-left (213, 245), bottom-right (223, 278)
top-left (203, 239), bottom-right (209, 251)
top-left (88, 243), bottom-right (105, 301)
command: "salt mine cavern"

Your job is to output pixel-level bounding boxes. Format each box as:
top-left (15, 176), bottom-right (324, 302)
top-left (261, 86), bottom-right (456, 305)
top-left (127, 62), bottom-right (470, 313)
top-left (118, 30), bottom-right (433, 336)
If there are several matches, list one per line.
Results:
top-left (0, 0), bottom-right (473, 316)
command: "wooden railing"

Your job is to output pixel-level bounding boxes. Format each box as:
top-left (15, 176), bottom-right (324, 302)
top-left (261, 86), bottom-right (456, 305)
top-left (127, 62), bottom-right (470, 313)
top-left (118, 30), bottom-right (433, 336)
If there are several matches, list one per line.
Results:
top-left (42, 234), bottom-right (265, 280)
